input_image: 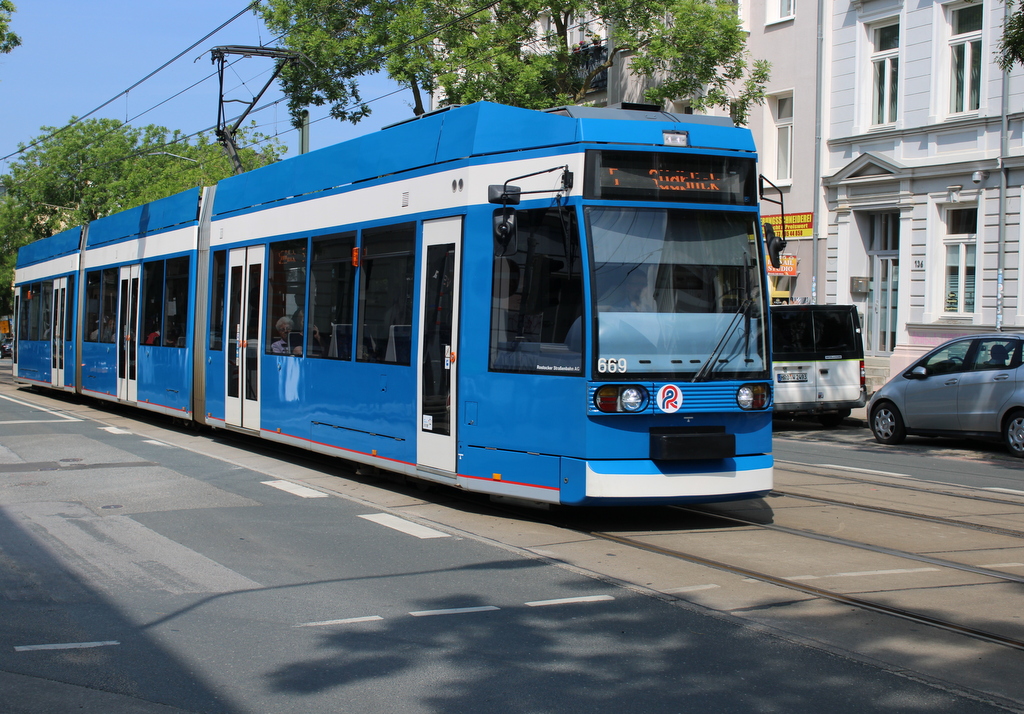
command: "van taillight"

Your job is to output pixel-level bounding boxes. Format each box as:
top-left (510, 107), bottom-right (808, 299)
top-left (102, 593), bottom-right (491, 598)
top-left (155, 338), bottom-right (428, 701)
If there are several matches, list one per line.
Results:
top-left (860, 360), bottom-right (865, 387)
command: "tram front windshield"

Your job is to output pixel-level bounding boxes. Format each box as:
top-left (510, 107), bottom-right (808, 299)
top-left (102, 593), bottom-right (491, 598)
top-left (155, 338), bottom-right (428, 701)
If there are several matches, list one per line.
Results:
top-left (587, 206), bottom-right (767, 380)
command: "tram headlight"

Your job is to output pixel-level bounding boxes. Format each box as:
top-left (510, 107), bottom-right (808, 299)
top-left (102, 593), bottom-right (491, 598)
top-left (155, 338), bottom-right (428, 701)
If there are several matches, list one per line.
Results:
top-left (736, 383), bottom-right (769, 410)
top-left (620, 387), bottom-right (646, 412)
top-left (594, 385), bottom-right (649, 413)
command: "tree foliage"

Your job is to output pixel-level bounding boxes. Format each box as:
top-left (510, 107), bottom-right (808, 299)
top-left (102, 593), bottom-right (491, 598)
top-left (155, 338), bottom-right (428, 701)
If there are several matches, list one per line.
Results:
top-left (0, 119), bottom-right (284, 315)
top-left (0, 0), bottom-right (20, 55)
top-left (256, 0), bottom-right (769, 125)
top-left (999, 0), bottom-right (1024, 70)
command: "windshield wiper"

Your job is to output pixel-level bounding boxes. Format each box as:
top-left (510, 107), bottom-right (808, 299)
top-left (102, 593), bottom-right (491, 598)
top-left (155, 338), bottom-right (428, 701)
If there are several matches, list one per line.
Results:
top-left (692, 296), bottom-right (754, 382)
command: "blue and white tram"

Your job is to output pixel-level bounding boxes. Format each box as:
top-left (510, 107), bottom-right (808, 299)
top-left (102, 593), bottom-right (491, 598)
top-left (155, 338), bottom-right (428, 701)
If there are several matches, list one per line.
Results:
top-left (15, 102), bottom-right (777, 505)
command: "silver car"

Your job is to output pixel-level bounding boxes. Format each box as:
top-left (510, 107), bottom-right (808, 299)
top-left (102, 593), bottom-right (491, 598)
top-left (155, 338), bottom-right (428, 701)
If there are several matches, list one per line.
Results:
top-left (868, 333), bottom-right (1024, 458)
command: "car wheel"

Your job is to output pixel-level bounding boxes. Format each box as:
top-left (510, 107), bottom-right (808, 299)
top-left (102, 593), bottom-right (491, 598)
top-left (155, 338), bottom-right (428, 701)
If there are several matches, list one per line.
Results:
top-left (1004, 411), bottom-right (1024, 458)
top-left (871, 401), bottom-right (906, 445)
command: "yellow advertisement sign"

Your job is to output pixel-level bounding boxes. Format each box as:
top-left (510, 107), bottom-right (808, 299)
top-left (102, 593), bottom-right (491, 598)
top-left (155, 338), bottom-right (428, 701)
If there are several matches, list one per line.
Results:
top-left (762, 212), bottom-right (813, 238)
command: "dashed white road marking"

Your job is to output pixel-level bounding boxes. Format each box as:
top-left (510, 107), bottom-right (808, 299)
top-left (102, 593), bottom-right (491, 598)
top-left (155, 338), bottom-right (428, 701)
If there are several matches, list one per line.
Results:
top-left (985, 487), bottom-right (1024, 496)
top-left (358, 513), bottom-right (450, 539)
top-left (100, 426), bottom-right (132, 435)
top-left (143, 439), bottom-right (172, 447)
top-left (298, 593), bottom-right (619, 626)
top-left (784, 567), bottom-right (940, 581)
top-left (815, 463), bottom-right (911, 478)
top-left (15, 640), bottom-right (119, 652)
top-left (262, 480), bottom-right (329, 498)
top-left (979, 562), bottom-right (1024, 569)
top-left (409, 606), bottom-right (500, 617)
top-left (295, 616), bottom-right (384, 627)
top-left (525, 595), bottom-right (615, 607)
top-left (663, 584), bottom-right (720, 594)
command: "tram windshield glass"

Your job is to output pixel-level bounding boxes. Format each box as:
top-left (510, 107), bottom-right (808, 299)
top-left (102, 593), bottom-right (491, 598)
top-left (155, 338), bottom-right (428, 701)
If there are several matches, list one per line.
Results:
top-left (586, 206), bottom-right (768, 380)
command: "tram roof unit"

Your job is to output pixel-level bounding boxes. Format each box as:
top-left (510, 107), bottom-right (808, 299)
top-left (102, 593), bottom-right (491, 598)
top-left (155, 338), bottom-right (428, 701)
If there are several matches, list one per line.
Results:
top-left (85, 187), bottom-right (202, 249)
top-left (15, 225), bottom-right (82, 269)
top-left (211, 101), bottom-right (757, 218)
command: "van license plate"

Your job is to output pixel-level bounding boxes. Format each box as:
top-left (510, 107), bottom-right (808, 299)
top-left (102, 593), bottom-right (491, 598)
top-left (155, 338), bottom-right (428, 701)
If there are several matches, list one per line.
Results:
top-left (777, 372), bottom-right (808, 383)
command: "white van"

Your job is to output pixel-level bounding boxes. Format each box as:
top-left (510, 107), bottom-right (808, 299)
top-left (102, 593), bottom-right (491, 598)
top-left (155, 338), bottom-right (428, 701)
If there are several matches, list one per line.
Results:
top-left (771, 305), bottom-right (866, 427)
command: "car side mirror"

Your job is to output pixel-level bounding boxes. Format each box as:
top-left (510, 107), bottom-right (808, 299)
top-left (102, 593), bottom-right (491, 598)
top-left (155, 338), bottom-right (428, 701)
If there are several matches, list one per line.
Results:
top-left (906, 365), bottom-right (928, 379)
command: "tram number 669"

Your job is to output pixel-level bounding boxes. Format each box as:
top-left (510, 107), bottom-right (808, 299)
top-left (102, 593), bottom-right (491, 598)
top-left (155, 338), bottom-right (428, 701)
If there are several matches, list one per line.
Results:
top-left (597, 358), bottom-right (628, 373)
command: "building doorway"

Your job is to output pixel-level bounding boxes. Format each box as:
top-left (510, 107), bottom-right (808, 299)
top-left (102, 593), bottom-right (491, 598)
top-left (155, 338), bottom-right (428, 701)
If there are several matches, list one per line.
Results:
top-left (866, 212), bottom-right (899, 355)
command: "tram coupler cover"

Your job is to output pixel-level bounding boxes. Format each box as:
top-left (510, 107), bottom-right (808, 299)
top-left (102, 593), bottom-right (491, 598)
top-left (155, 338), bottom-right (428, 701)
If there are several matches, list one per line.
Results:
top-left (649, 428), bottom-right (735, 460)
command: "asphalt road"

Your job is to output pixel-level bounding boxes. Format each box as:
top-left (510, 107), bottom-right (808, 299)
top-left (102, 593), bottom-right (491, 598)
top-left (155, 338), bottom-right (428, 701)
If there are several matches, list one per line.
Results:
top-left (774, 412), bottom-right (1024, 493)
top-left (0, 376), bottom-right (1017, 712)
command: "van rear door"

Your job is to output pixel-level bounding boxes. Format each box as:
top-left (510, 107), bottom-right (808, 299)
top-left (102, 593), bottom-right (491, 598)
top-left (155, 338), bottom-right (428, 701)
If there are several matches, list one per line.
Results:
top-left (770, 305), bottom-right (864, 414)
top-left (771, 308), bottom-right (817, 409)
top-left (811, 308), bottom-right (864, 406)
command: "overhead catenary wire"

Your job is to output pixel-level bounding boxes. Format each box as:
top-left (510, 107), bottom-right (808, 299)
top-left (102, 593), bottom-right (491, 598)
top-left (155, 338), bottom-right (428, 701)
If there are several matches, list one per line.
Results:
top-left (0, 2), bottom-right (259, 164)
top-left (2, 0), bottom-right (594, 191)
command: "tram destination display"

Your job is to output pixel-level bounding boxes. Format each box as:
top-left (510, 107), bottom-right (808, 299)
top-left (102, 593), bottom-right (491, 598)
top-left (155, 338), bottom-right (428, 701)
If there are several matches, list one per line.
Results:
top-left (584, 150), bottom-right (755, 206)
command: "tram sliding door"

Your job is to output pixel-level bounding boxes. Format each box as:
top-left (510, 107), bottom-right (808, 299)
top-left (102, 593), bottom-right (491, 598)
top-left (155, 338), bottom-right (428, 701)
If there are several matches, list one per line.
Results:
top-left (117, 265), bottom-right (140, 403)
top-left (225, 246), bottom-right (264, 432)
top-left (417, 217), bottom-right (462, 474)
top-left (50, 277), bottom-right (67, 389)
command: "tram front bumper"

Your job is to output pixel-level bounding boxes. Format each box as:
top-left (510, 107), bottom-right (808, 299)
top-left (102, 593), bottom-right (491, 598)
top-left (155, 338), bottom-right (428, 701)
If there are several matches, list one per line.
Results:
top-left (569, 454), bottom-right (773, 503)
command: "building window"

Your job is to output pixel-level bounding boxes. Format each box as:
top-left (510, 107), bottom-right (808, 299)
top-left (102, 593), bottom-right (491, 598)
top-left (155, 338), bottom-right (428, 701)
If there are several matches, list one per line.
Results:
top-left (944, 207), bottom-right (977, 314)
top-left (773, 95), bottom-right (793, 182)
top-left (949, 4), bottom-right (983, 114)
top-left (871, 212), bottom-right (900, 252)
top-left (768, 0), bottom-right (795, 23)
top-left (871, 22), bottom-right (900, 126)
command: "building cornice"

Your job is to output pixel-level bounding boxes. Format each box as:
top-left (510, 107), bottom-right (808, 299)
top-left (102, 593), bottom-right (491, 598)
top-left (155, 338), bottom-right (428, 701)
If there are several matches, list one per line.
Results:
top-left (826, 112), bottom-right (1024, 151)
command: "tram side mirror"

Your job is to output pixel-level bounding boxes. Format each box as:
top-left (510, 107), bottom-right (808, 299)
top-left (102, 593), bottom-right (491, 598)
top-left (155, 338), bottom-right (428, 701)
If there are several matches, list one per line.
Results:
top-left (488, 184), bottom-right (521, 205)
top-left (763, 222), bottom-right (786, 270)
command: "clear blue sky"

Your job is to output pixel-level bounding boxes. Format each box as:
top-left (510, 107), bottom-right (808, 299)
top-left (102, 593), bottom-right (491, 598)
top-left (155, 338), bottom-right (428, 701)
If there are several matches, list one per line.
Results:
top-left (0, 0), bottom-right (414, 172)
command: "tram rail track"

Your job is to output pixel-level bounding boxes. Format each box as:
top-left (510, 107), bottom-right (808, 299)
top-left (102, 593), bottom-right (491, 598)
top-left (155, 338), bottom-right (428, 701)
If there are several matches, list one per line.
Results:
top-left (779, 458), bottom-right (1024, 507)
top-left (772, 489), bottom-right (1024, 540)
top-left (566, 487), bottom-right (1024, 655)
top-left (674, 503), bottom-right (1024, 584)
top-left (590, 528), bottom-right (1024, 654)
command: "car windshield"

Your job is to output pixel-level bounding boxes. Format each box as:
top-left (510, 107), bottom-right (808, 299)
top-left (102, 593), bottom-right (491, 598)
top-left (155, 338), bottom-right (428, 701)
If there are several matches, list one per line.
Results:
top-left (586, 206), bottom-right (768, 379)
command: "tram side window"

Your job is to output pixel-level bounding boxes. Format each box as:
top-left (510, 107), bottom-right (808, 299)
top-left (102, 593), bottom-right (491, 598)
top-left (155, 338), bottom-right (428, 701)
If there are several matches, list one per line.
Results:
top-left (142, 261), bottom-right (164, 345)
top-left (139, 257), bottom-right (189, 347)
top-left (210, 250), bottom-right (226, 351)
top-left (40, 282), bottom-right (52, 341)
top-left (65, 274), bottom-right (75, 343)
top-left (85, 269), bottom-right (119, 343)
top-left (19, 282), bottom-right (42, 341)
top-left (309, 232), bottom-right (356, 360)
top-left (266, 239), bottom-right (308, 356)
top-left (358, 223), bottom-right (415, 365)
top-left (164, 257), bottom-right (189, 347)
top-left (100, 269), bottom-right (117, 343)
top-left (489, 207), bottom-right (583, 374)
top-left (85, 272), bottom-right (101, 342)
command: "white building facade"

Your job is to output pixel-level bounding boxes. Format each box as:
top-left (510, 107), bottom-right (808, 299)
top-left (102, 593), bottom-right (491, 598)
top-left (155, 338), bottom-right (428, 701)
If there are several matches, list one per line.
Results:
top-left (742, 0), bottom-right (823, 309)
top-left (821, 0), bottom-right (1024, 381)
top-left (435, 0), bottom-right (1024, 386)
